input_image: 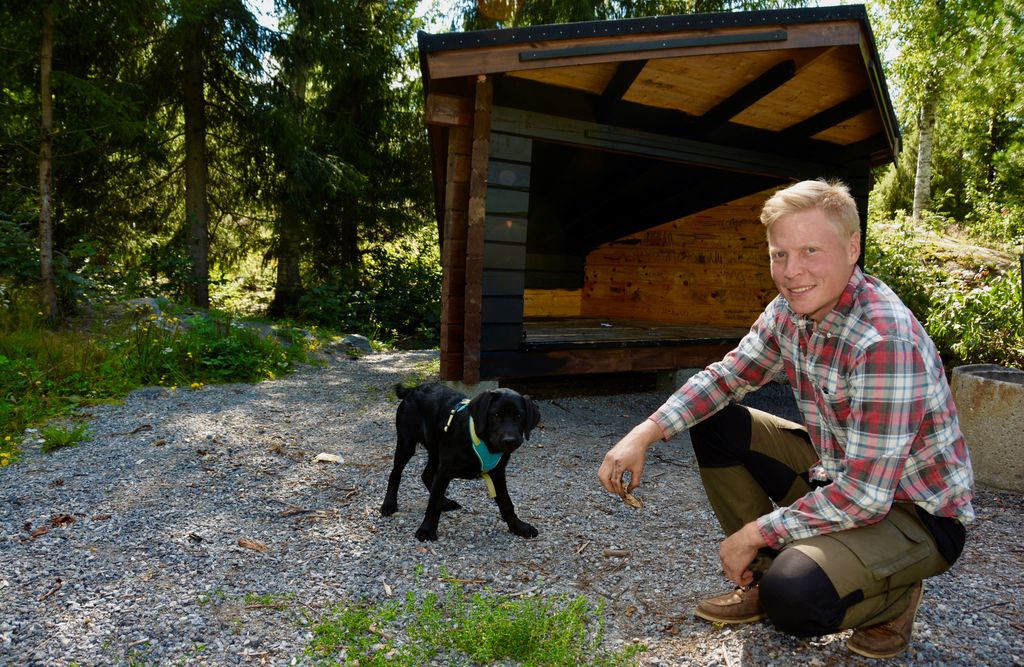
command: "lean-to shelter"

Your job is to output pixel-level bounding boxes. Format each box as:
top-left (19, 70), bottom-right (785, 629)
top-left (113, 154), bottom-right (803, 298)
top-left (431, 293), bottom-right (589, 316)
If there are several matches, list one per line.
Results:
top-left (418, 5), bottom-right (900, 384)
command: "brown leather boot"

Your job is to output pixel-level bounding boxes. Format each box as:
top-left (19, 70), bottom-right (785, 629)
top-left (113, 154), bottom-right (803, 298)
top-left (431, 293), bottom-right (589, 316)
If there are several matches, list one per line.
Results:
top-left (847, 582), bottom-right (924, 659)
top-left (695, 584), bottom-right (766, 624)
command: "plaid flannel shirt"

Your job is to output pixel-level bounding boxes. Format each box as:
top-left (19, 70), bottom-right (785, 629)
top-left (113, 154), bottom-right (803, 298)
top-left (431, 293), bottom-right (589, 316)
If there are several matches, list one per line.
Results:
top-left (650, 266), bottom-right (975, 549)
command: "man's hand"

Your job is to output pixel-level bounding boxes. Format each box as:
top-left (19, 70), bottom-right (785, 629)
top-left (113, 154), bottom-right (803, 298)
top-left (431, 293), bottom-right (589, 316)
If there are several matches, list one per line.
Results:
top-left (720, 521), bottom-right (768, 587)
top-left (598, 419), bottom-right (662, 497)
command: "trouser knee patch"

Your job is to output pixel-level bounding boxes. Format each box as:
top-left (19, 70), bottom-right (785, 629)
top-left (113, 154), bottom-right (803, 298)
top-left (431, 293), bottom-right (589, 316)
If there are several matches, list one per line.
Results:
top-left (761, 549), bottom-right (852, 638)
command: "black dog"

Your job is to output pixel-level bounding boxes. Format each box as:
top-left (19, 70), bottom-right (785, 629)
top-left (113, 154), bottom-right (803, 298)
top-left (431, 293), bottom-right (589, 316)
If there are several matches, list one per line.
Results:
top-left (380, 382), bottom-right (541, 542)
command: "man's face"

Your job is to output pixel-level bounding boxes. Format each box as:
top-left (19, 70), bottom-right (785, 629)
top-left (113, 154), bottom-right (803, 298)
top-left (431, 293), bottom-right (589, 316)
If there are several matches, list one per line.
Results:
top-left (766, 207), bottom-right (860, 323)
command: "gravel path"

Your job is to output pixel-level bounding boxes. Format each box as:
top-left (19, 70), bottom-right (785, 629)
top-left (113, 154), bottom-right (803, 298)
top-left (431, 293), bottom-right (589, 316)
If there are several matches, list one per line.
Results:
top-left (2, 350), bottom-right (1022, 666)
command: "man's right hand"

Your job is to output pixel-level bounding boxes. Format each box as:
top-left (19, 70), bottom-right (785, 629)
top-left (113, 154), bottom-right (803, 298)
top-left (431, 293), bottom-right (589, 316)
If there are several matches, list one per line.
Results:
top-left (598, 418), bottom-right (663, 497)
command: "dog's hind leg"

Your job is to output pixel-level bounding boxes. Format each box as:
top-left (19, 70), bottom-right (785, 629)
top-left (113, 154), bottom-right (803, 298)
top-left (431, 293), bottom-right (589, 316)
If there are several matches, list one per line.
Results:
top-left (416, 474), bottom-right (455, 542)
top-left (380, 434), bottom-right (417, 517)
top-left (421, 453), bottom-right (461, 512)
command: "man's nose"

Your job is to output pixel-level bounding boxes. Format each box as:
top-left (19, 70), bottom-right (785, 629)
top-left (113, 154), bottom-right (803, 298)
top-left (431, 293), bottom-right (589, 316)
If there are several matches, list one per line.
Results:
top-left (783, 257), bottom-right (804, 279)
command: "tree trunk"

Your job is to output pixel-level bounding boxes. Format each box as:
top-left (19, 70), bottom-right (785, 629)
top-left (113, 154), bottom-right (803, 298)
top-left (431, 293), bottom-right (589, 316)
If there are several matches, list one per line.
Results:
top-left (269, 3), bottom-right (310, 317)
top-left (268, 204), bottom-right (306, 316)
top-left (340, 209), bottom-right (359, 274)
top-left (183, 23), bottom-right (210, 307)
top-left (38, 5), bottom-right (60, 327)
top-left (912, 97), bottom-right (936, 222)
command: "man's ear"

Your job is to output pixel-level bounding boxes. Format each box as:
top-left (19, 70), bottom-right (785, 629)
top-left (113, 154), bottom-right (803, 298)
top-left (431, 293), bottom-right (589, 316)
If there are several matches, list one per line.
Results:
top-left (847, 231), bottom-right (862, 264)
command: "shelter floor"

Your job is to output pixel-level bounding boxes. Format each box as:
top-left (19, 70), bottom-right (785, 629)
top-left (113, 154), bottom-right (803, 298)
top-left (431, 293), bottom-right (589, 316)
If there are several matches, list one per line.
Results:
top-left (522, 318), bottom-right (749, 350)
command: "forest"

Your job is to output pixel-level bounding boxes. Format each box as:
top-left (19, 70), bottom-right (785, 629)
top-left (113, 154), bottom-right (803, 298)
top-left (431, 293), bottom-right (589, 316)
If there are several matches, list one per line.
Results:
top-left (1, 0), bottom-right (1023, 453)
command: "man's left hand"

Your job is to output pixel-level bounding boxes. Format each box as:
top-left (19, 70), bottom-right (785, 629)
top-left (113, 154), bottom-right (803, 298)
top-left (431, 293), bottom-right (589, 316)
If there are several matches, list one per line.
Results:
top-left (720, 521), bottom-right (768, 587)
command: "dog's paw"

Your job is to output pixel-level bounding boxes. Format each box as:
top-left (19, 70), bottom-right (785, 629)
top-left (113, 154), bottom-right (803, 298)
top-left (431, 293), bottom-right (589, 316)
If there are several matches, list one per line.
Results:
top-left (509, 520), bottom-right (538, 539)
top-left (441, 498), bottom-right (462, 512)
top-left (415, 525), bottom-right (439, 542)
top-left (380, 500), bottom-right (398, 516)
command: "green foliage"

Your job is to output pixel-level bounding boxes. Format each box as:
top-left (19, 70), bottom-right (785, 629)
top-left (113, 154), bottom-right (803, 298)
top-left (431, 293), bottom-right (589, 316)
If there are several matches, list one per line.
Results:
top-left (40, 421), bottom-right (91, 453)
top-left (927, 264), bottom-right (1024, 367)
top-left (0, 291), bottom-right (309, 463)
top-left (110, 305), bottom-right (303, 386)
top-left (305, 583), bottom-right (645, 667)
top-left (0, 217), bottom-right (38, 286)
top-left (863, 217), bottom-right (938, 318)
top-left (865, 217), bottom-right (1024, 369)
top-left (872, 0), bottom-right (1024, 235)
top-left (296, 234), bottom-right (441, 346)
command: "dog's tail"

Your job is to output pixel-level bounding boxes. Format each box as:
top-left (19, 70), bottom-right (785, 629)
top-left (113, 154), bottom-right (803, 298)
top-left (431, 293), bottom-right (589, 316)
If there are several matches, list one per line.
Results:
top-left (394, 383), bottom-right (414, 400)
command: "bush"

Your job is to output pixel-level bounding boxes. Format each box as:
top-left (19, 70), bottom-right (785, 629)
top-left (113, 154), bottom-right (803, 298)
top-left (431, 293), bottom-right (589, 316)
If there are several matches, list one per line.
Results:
top-left (866, 217), bottom-right (1024, 369)
top-left (927, 264), bottom-right (1024, 368)
top-left (297, 234), bottom-right (440, 346)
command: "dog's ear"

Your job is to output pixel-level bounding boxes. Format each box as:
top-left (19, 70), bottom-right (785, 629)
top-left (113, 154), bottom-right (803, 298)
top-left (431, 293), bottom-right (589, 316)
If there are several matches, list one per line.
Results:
top-left (522, 395), bottom-right (541, 440)
top-left (468, 390), bottom-right (496, 437)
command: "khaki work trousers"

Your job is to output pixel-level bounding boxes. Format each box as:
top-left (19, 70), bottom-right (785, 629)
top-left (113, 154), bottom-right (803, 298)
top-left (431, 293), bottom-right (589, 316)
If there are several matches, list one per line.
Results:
top-left (696, 405), bottom-right (953, 630)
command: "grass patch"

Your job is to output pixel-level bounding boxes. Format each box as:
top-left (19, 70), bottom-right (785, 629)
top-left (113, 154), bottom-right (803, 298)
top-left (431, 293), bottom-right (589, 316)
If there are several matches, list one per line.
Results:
top-left (306, 582), bottom-right (645, 666)
top-left (39, 421), bottom-right (91, 453)
top-left (0, 291), bottom-right (316, 465)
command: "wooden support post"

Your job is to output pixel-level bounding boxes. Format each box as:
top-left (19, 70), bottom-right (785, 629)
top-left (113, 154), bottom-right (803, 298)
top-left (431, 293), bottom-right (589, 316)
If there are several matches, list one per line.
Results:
top-left (439, 124), bottom-right (473, 381)
top-left (463, 75), bottom-right (493, 384)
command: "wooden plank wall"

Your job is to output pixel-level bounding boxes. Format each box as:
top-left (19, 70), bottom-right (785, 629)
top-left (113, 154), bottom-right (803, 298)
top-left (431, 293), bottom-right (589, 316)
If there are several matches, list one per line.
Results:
top-left (580, 190), bottom-right (779, 327)
top-left (523, 288), bottom-right (581, 317)
top-left (479, 132), bottom-right (532, 355)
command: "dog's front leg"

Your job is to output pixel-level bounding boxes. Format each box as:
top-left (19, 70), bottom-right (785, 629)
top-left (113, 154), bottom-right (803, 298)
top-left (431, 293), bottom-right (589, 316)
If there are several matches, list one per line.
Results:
top-left (416, 474), bottom-right (455, 542)
top-left (489, 469), bottom-right (538, 538)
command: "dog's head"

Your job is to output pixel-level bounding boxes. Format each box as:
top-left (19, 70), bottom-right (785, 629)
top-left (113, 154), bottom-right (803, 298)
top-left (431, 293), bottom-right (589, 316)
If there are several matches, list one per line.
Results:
top-left (469, 388), bottom-right (541, 454)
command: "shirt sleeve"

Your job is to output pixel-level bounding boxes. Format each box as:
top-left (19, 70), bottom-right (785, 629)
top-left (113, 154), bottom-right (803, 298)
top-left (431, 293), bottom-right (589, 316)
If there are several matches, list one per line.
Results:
top-left (650, 306), bottom-right (785, 440)
top-left (757, 338), bottom-right (929, 547)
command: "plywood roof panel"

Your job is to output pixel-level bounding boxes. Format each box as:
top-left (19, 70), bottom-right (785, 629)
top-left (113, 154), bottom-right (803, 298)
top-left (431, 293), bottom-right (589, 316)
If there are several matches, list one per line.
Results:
top-left (508, 62), bottom-right (619, 96)
top-left (732, 46), bottom-right (869, 132)
top-left (812, 108), bottom-right (883, 145)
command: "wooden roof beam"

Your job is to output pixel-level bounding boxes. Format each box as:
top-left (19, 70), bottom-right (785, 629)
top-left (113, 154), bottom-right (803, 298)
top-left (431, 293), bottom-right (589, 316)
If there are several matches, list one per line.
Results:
top-left (779, 89), bottom-right (875, 141)
top-left (597, 59), bottom-right (648, 123)
top-left (694, 59), bottom-right (796, 136)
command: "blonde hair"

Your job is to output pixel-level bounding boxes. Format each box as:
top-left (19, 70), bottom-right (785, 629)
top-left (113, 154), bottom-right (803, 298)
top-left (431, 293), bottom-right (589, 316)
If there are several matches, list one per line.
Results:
top-left (760, 179), bottom-right (860, 239)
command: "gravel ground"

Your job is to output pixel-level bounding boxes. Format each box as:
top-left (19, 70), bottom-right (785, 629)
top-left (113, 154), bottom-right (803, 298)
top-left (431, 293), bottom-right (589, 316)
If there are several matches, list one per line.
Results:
top-left (1, 350), bottom-right (1022, 666)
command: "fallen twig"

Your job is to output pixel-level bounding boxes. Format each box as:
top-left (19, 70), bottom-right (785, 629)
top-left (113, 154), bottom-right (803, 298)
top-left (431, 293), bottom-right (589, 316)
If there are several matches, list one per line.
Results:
top-left (38, 577), bottom-right (63, 602)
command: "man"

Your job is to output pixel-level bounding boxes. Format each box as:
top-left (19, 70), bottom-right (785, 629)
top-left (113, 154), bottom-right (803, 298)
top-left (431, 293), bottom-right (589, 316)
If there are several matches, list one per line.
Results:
top-left (598, 179), bottom-right (974, 659)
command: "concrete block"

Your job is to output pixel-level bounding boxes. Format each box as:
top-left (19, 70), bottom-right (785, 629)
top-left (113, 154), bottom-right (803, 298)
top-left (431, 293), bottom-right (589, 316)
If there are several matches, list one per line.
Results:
top-left (656, 368), bottom-right (701, 393)
top-left (951, 364), bottom-right (1024, 493)
top-left (447, 380), bottom-right (500, 397)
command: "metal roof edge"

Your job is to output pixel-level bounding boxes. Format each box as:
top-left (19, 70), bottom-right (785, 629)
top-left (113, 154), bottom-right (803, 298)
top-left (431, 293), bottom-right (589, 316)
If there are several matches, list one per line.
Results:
top-left (416, 5), bottom-right (870, 52)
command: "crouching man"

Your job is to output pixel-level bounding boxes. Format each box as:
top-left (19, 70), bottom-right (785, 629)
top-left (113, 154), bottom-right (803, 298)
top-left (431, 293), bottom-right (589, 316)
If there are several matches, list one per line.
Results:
top-left (599, 180), bottom-right (974, 659)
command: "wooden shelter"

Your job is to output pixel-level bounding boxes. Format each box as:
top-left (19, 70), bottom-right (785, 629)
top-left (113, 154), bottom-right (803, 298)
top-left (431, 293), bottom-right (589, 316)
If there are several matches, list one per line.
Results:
top-left (418, 5), bottom-right (900, 384)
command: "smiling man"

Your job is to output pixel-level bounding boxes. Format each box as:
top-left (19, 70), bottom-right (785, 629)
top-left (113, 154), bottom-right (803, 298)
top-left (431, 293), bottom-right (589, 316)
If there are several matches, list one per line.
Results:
top-left (598, 179), bottom-right (975, 659)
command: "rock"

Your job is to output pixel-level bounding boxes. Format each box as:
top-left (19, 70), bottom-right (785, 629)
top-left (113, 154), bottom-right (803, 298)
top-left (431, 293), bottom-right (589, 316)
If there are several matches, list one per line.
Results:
top-left (341, 334), bottom-right (373, 356)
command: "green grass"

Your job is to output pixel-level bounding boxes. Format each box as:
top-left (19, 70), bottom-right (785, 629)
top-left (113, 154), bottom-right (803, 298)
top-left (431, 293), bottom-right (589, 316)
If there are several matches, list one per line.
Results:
top-left (0, 291), bottom-right (315, 466)
top-left (305, 582), bottom-right (645, 666)
top-left (39, 421), bottom-right (91, 453)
